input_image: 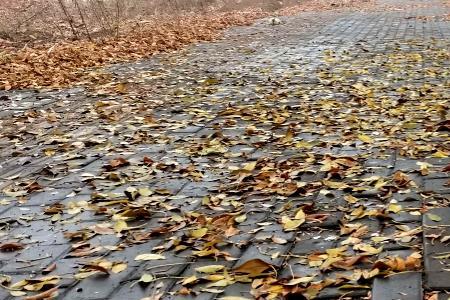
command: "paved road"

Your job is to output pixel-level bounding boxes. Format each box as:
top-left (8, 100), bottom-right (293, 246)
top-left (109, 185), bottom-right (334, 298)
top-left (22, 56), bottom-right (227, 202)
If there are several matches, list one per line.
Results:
top-left (0, 0), bottom-right (449, 299)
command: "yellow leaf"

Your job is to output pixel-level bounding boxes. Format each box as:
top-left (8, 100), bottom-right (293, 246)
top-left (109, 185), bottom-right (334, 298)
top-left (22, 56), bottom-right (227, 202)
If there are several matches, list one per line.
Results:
top-left (371, 236), bottom-right (391, 243)
top-left (206, 278), bottom-right (234, 287)
top-left (387, 203), bottom-right (402, 213)
top-left (281, 216), bottom-right (304, 231)
top-left (43, 148), bottom-right (56, 156)
top-left (294, 209), bottom-right (306, 221)
top-left (242, 161), bottom-right (257, 172)
top-left (339, 284), bottom-right (370, 289)
top-left (416, 162), bottom-right (432, 175)
top-left (134, 253), bottom-right (165, 261)
top-left (74, 271), bottom-right (99, 280)
top-left (295, 141), bottom-right (313, 149)
top-left (181, 275), bottom-right (197, 285)
top-left (190, 227), bottom-right (208, 238)
top-left (432, 150), bottom-right (448, 158)
top-left (323, 180), bottom-right (348, 189)
top-left (138, 187), bottom-right (153, 196)
top-left (111, 263), bottom-right (127, 274)
top-left (427, 213), bottom-right (442, 222)
top-left (205, 274), bottom-right (225, 281)
top-left (195, 265), bottom-right (225, 274)
top-left (9, 280), bottom-right (28, 290)
top-left (285, 276), bottom-right (316, 285)
top-left (139, 273), bottom-right (154, 283)
top-left (326, 246), bottom-right (348, 257)
top-left (10, 291), bottom-right (27, 297)
top-left (114, 220), bottom-right (128, 233)
top-left (358, 134), bottom-right (374, 144)
top-left (235, 214), bottom-right (247, 223)
top-left (344, 195), bottom-right (358, 204)
top-left (282, 127), bottom-right (294, 143)
top-left (353, 244), bottom-right (383, 255)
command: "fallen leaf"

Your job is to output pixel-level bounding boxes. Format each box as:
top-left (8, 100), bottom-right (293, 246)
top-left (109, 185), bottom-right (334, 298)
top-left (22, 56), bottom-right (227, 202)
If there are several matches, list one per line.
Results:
top-left (23, 287), bottom-right (58, 300)
top-left (111, 263), bottom-right (127, 273)
top-left (135, 253), bottom-right (166, 261)
top-left (195, 265), bottom-right (225, 273)
top-left (233, 259), bottom-right (272, 277)
top-left (0, 242), bottom-right (24, 252)
top-left (427, 213), bottom-right (442, 222)
top-left (139, 273), bottom-right (154, 283)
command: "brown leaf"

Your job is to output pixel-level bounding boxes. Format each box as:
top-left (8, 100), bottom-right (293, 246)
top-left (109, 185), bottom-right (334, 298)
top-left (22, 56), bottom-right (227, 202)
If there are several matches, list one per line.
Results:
top-left (143, 156), bottom-right (154, 166)
top-left (42, 263), bottom-right (57, 275)
top-left (393, 171), bottom-right (412, 188)
top-left (44, 204), bottom-right (64, 215)
top-left (435, 120), bottom-right (450, 131)
top-left (0, 242), bottom-right (24, 252)
top-left (233, 259), bottom-right (273, 277)
top-left (83, 264), bottom-right (110, 274)
top-left (104, 157), bottom-right (129, 171)
top-left (91, 224), bottom-right (115, 235)
top-left (331, 255), bottom-right (367, 270)
top-left (27, 181), bottom-right (43, 193)
top-left (23, 286), bottom-right (58, 300)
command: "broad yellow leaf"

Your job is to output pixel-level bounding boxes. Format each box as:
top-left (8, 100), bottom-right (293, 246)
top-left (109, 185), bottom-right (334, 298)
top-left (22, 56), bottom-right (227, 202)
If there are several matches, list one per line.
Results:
top-left (190, 227), bottom-right (208, 238)
top-left (387, 203), bottom-right (402, 213)
top-left (134, 253), bottom-right (165, 261)
top-left (111, 263), bottom-right (127, 273)
top-left (195, 265), bottom-right (225, 274)
top-left (285, 276), bottom-right (316, 285)
top-left (10, 291), bottom-right (27, 297)
top-left (206, 278), bottom-right (234, 287)
top-left (139, 274), bottom-right (154, 283)
top-left (181, 275), bottom-right (197, 285)
top-left (432, 150), bottom-right (448, 158)
top-left (74, 271), bottom-right (99, 280)
top-left (417, 162), bottom-right (432, 175)
top-left (235, 214), bottom-right (247, 223)
top-left (353, 244), bottom-right (383, 255)
top-left (358, 134), bottom-right (374, 143)
top-left (242, 161), bottom-right (257, 172)
top-left (281, 216), bottom-right (304, 231)
top-left (294, 209), bottom-right (306, 221)
top-left (344, 195), bottom-right (358, 204)
top-left (427, 213), bottom-right (442, 222)
top-left (114, 220), bottom-right (128, 233)
top-left (295, 140), bottom-right (313, 149)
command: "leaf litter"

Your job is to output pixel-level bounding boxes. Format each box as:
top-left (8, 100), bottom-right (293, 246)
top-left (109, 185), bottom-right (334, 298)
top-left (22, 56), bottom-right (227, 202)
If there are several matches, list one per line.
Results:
top-left (0, 2), bottom-right (449, 300)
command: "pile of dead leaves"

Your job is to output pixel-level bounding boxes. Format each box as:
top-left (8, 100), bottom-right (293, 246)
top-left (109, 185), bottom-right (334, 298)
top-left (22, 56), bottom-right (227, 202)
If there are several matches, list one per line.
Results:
top-left (0, 0), bottom-right (378, 91)
top-left (0, 10), bottom-right (266, 90)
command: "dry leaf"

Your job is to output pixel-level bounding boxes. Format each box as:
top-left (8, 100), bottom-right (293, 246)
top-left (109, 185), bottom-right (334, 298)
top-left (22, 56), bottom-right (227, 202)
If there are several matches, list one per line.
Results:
top-left (233, 259), bottom-right (272, 277)
top-left (135, 253), bottom-right (166, 261)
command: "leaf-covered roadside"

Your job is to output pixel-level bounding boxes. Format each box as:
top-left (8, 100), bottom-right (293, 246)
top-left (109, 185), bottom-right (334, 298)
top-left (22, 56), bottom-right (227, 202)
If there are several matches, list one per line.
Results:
top-left (0, 34), bottom-right (448, 298)
top-left (0, 0), bottom-right (377, 91)
top-left (0, 11), bottom-right (265, 91)
top-left (0, 1), bottom-right (449, 300)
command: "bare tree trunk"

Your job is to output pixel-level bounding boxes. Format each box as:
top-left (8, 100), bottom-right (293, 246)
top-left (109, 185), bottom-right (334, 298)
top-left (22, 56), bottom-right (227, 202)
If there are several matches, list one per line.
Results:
top-left (95, 0), bottom-right (115, 36)
top-left (72, 0), bottom-right (92, 41)
top-left (115, 0), bottom-right (121, 37)
top-left (56, 0), bottom-right (79, 39)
